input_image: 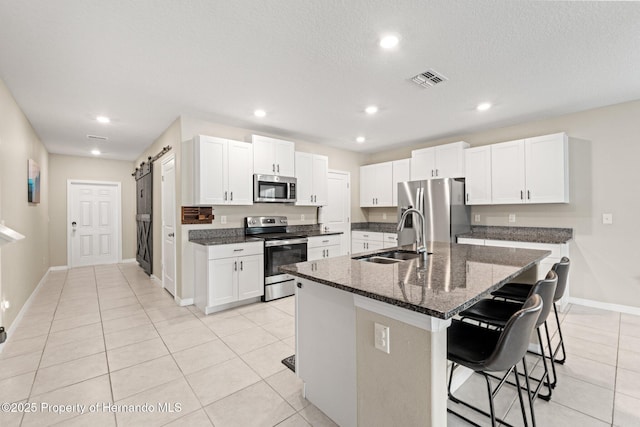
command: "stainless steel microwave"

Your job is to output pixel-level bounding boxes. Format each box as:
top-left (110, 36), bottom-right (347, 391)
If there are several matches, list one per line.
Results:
top-left (253, 174), bottom-right (297, 203)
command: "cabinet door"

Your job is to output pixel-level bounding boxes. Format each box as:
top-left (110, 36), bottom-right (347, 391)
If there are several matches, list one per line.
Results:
top-left (464, 146), bottom-right (492, 205)
top-left (525, 133), bottom-right (569, 203)
top-left (195, 136), bottom-right (227, 205)
top-left (383, 233), bottom-right (398, 248)
top-left (238, 254), bottom-right (264, 300)
top-left (307, 246), bottom-right (325, 261)
top-left (392, 159), bottom-right (411, 206)
top-left (435, 142), bottom-right (468, 178)
top-left (209, 257), bottom-right (237, 306)
top-left (252, 136), bottom-right (276, 175)
top-left (367, 241), bottom-right (385, 252)
top-left (275, 139), bottom-right (296, 176)
top-left (491, 139), bottom-right (526, 204)
top-left (227, 140), bottom-right (254, 205)
top-left (359, 165), bottom-right (375, 207)
top-left (295, 152), bottom-right (314, 206)
top-left (410, 147), bottom-right (436, 180)
top-left (374, 162), bottom-right (393, 206)
top-left (325, 245), bottom-right (340, 259)
top-left (313, 154), bottom-right (329, 206)
top-left (351, 239), bottom-right (368, 254)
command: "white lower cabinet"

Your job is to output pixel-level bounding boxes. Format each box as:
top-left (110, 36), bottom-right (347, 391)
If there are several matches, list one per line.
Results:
top-left (351, 231), bottom-right (396, 254)
top-left (307, 235), bottom-right (342, 261)
top-left (194, 241), bottom-right (264, 314)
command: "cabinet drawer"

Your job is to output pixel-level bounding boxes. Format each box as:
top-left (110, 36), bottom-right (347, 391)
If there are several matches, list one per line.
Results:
top-left (382, 233), bottom-right (398, 244)
top-left (208, 241), bottom-right (263, 259)
top-left (351, 231), bottom-right (384, 242)
top-left (307, 234), bottom-right (341, 248)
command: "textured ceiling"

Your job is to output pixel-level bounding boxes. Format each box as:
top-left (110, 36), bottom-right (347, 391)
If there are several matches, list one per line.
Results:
top-left (1, 1), bottom-right (639, 160)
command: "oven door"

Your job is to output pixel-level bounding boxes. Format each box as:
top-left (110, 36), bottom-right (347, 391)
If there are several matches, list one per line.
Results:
top-left (264, 239), bottom-right (308, 284)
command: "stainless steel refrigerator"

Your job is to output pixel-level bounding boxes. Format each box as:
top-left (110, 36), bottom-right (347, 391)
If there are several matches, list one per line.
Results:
top-left (397, 178), bottom-right (470, 245)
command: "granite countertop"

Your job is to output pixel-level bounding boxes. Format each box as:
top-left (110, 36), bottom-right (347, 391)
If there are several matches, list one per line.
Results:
top-left (189, 236), bottom-right (263, 246)
top-left (280, 242), bottom-right (550, 319)
top-left (351, 222), bottom-right (398, 234)
top-left (188, 226), bottom-right (342, 246)
top-left (457, 226), bottom-right (573, 244)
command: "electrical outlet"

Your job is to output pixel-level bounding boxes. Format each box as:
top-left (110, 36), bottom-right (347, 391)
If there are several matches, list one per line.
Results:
top-left (382, 213), bottom-right (387, 220)
top-left (220, 216), bottom-right (227, 224)
top-left (603, 213), bottom-right (613, 225)
top-left (0, 300), bottom-right (10, 311)
top-left (374, 322), bottom-right (390, 354)
top-left (474, 214), bottom-right (480, 223)
top-left (508, 214), bottom-right (516, 223)
top-left (301, 214), bottom-right (305, 221)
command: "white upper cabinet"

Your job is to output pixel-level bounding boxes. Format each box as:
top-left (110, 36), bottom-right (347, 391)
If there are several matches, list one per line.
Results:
top-left (192, 135), bottom-right (253, 206)
top-left (251, 135), bottom-right (295, 176)
top-left (464, 146), bottom-right (492, 205)
top-left (360, 162), bottom-right (393, 207)
top-left (490, 132), bottom-right (569, 204)
top-left (411, 141), bottom-right (469, 180)
top-left (295, 152), bottom-right (328, 206)
top-left (392, 159), bottom-right (411, 206)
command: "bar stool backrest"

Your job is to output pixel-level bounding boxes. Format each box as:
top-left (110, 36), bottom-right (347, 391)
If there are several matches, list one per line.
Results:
top-left (527, 270), bottom-right (557, 327)
top-left (483, 294), bottom-right (542, 372)
top-left (552, 257), bottom-right (570, 303)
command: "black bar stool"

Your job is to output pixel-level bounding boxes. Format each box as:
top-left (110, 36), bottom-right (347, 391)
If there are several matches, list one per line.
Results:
top-left (459, 271), bottom-right (557, 402)
top-left (492, 257), bottom-right (570, 369)
top-left (447, 294), bottom-right (543, 427)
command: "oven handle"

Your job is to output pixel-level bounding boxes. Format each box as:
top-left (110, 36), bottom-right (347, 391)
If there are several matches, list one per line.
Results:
top-left (265, 238), bottom-right (308, 247)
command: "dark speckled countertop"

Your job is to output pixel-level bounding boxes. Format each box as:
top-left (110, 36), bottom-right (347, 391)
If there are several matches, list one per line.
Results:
top-left (280, 242), bottom-right (550, 319)
top-left (188, 226), bottom-right (342, 246)
top-left (457, 226), bottom-right (572, 244)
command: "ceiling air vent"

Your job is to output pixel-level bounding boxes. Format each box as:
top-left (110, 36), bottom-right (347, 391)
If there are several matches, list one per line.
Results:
top-left (87, 134), bottom-right (108, 141)
top-left (411, 69), bottom-right (448, 88)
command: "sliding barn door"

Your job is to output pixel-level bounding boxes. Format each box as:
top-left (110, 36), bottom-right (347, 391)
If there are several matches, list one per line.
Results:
top-left (136, 163), bottom-right (153, 275)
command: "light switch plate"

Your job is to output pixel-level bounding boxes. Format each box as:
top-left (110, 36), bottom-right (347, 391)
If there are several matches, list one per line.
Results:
top-left (474, 214), bottom-right (480, 223)
top-left (301, 214), bottom-right (305, 221)
top-left (220, 216), bottom-right (227, 224)
top-left (374, 322), bottom-right (390, 354)
top-left (382, 213), bottom-right (387, 220)
top-left (508, 214), bottom-right (516, 223)
top-left (603, 213), bottom-right (613, 225)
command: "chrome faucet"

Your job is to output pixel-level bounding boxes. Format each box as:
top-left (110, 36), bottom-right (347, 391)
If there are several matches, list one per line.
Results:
top-left (397, 208), bottom-right (428, 261)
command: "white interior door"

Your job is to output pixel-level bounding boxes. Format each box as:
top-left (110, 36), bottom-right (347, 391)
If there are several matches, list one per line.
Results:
top-left (162, 156), bottom-right (176, 296)
top-left (322, 171), bottom-right (351, 255)
top-left (68, 181), bottom-right (120, 267)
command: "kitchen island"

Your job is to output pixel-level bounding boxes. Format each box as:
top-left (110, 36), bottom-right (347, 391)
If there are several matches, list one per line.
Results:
top-left (280, 241), bottom-right (550, 427)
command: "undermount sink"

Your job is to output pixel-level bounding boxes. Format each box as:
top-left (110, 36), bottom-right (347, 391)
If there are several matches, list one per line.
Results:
top-left (353, 250), bottom-right (432, 264)
top-left (360, 256), bottom-right (403, 264)
top-left (375, 250), bottom-right (424, 260)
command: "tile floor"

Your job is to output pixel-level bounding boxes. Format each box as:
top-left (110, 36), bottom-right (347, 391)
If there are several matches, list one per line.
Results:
top-left (0, 263), bottom-right (638, 426)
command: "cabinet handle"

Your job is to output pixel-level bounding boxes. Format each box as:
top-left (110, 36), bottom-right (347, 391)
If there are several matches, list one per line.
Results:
top-left (363, 234), bottom-right (368, 237)
top-left (311, 195), bottom-right (314, 202)
top-left (168, 233), bottom-right (174, 237)
top-left (233, 248), bottom-right (244, 252)
top-left (240, 261), bottom-right (243, 270)
top-left (234, 261), bottom-right (237, 271)
top-left (322, 240), bottom-right (329, 243)
top-left (466, 193), bottom-right (469, 202)
top-left (277, 164), bottom-right (280, 173)
top-left (224, 191), bottom-right (228, 201)
top-left (272, 163), bottom-right (275, 172)
top-left (527, 190), bottom-right (530, 200)
top-left (230, 191), bottom-right (233, 201)
top-left (436, 169), bottom-right (439, 176)
top-left (520, 190), bottom-right (524, 200)
top-left (431, 170), bottom-right (434, 177)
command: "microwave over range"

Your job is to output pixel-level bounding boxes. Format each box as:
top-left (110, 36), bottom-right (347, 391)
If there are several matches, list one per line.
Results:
top-left (253, 174), bottom-right (297, 203)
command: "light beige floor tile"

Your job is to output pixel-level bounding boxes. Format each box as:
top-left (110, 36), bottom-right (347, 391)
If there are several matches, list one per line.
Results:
top-left (146, 305), bottom-right (194, 323)
top-left (100, 296), bottom-right (139, 311)
top-left (533, 353), bottom-right (616, 390)
top-left (154, 315), bottom-right (204, 336)
top-left (618, 349), bottom-right (640, 374)
top-left (102, 312), bottom-right (151, 334)
top-left (265, 369), bottom-right (309, 411)
top-left (114, 378), bottom-right (201, 426)
top-left (104, 322), bottom-right (159, 350)
top-left (160, 323), bottom-right (218, 353)
top-left (172, 339), bottom-right (236, 375)
top-left (53, 410), bottom-right (116, 427)
top-left (549, 374), bottom-right (613, 423)
top-left (619, 334), bottom-right (640, 353)
top-left (221, 327), bottom-right (279, 355)
top-left (100, 303), bottom-right (144, 321)
top-left (241, 341), bottom-right (294, 378)
top-left (46, 322), bottom-right (103, 347)
top-left (186, 357), bottom-right (260, 405)
top-left (110, 355), bottom-right (182, 400)
top-left (620, 321), bottom-right (640, 339)
top-left (614, 392), bottom-right (640, 426)
top-left (40, 335), bottom-right (105, 368)
top-left (503, 399), bottom-right (610, 427)
top-left (298, 403), bottom-right (339, 427)
top-left (9, 323), bottom-right (50, 342)
top-left (261, 317), bottom-right (295, 340)
top-left (269, 296), bottom-right (295, 316)
top-left (202, 315), bottom-right (256, 337)
top-left (616, 368), bottom-right (640, 400)
top-left (0, 401), bottom-right (24, 427)
top-left (243, 307), bottom-right (291, 325)
top-left (31, 352), bottom-right (108, 396)
top-left (235, 302), bottom-right (267, 314)
top-left (282, 336), bottom-right (295, 349)
top-left (565, 335), bottom-right (618, 366)
top-left (621, 313), bottom-right (640, 327)
top-left (563, 311), bottom-right (620, 333)
top-left (0, 334), bottom-right (48, 359)
top-left (561, 321), bottom-right (619, 347)
top-left (163, 409), bottom-right (213, 426)
top-left (23, 375), bottom-right (112, 427)
top-left (205, 381), bottom-right (295, 427)
top-left (50, 312), bottom-right (101, 333)
top-left (275, 413), bottom-right (312, 427)
top-left (107, 337), bottom-right (169, 371)
top-left (0, 371), bottom-right (36, 403)
top-left (0, 351), bottom-right (42, 381)
top-left (448, 371), bottom-right (517, 420)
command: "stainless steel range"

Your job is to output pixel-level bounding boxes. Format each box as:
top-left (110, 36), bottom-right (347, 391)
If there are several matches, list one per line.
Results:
top-left (245, 216), bottom-right (308, 301)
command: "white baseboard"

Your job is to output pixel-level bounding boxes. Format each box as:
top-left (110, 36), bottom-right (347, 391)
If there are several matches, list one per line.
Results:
top-left (176, 297), bottom-right (194, 307)
top-left (569, 297), bottom-right (640, 316)
top-left (121, 258), bottom-right (137, 264)
top-left (0, 267), bottom-right (52, 353)
top-left (49, 265), bottom-right (68, 271)
top-left (150, 275), bottom-right (163, 287)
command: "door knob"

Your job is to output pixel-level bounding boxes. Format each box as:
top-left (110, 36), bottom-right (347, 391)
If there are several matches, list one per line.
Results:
top-left (168, 233), bottom-right (174, 237)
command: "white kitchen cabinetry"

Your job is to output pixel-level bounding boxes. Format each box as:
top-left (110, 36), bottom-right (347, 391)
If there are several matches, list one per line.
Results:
top-left (192, 135), bottom-right (253, 206)
top-left (392, 159), bottom-right (411, 206)
top-left (352, 231), bottom-right (386, 254)
top-left (491, 133), bottom-right (569, 204)
top-left (194, 241), bottom-right (264, 314)
top-left (411, 141), bottom-right (469, 180)
top-left (464, 146), bottom-right (492, 205)
top-left (360, 162), bottom-right (393, 207)
top-left (252, 135), bottom-right (295, 176)
top-left (295, 152), bottom-right (328, 206)
top-left (383, 232), bottom-right (398, 248)
top-left (307, 234), bottom-right (342, 260)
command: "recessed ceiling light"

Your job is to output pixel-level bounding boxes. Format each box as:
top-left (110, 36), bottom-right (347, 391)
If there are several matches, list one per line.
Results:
top-left (365, 105), bottom-right (378, 115)
top-left (356, 136), bottom-right (366, 143)
top-left (91, 149), bottom-right (101, 155)
top-left (380, 35), bottom-right (399, 49)
top-left (476, 102), bottom-right (492, 111)
top-left (96, 116), bottom-right (110, 124)
top-left (254, 109), bottom-right (266, 117)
